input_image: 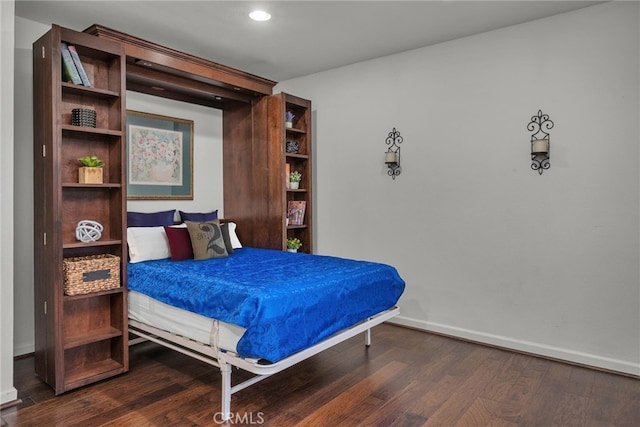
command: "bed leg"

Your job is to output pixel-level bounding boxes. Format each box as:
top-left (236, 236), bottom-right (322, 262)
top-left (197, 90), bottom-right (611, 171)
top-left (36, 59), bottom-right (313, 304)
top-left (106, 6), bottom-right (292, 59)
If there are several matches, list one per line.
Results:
top-left (365, 328), bottom-right (371, 347)
top-left (220, 362), bottom-right (232, 421)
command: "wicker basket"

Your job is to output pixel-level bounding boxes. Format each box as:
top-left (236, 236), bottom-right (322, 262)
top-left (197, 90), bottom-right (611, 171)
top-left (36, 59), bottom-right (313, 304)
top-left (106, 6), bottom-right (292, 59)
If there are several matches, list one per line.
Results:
top-left (63, 254), bottom-right (120, 296)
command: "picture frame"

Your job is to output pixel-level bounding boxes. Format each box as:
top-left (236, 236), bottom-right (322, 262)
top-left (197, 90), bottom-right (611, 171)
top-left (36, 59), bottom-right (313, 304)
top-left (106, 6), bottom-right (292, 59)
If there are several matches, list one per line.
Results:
top-left (126, 110), bottom-right (194, 200)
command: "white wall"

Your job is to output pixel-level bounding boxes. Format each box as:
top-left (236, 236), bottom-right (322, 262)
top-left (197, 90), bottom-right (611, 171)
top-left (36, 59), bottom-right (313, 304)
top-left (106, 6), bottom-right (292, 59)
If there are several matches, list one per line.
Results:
top-left (13, 17), bottom-right (47, 358)
top-left (1, 0), bottom-right (18, 406)
top-left (277, 2), bottom-right (640, 375)
top-left (12, 19), bottom-right (223, 356)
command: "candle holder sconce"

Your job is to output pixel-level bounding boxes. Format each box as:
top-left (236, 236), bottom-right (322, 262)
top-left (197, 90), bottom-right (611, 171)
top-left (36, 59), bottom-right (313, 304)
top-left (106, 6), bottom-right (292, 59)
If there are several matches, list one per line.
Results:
top-left (527, 110), bottom-right (554, 175)
top-left (385, 127), bottom-right (402, 180)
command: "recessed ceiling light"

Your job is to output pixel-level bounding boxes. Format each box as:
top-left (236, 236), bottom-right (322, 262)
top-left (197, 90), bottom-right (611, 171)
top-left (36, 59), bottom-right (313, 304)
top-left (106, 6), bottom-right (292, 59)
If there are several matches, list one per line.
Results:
top-left (249, 10), bottom-right (271, 22)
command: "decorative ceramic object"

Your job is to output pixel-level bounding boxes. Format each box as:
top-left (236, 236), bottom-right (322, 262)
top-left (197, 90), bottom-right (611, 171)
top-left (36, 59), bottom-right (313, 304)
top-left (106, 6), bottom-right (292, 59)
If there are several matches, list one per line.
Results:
top-left (75, 220), bottom-right (103, 242)
top-left (286, 140), bottom-right (299, 153)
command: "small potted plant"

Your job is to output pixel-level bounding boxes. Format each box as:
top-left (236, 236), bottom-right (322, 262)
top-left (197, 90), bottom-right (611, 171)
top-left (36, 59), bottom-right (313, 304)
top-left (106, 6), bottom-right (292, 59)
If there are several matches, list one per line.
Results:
top-left (78, 155), bottom-right (104, 184)
top-left (285, 111), bottom-right (295, 128)
top-left (289, 170), bottom-right (302, 189)
top-left (286, 237), bottom-right (301, 253)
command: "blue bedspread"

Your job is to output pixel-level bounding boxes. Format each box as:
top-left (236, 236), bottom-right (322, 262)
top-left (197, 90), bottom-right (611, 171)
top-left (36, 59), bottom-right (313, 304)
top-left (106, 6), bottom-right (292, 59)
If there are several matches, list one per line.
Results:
top-left (128, 247), bottom-right (405, 362)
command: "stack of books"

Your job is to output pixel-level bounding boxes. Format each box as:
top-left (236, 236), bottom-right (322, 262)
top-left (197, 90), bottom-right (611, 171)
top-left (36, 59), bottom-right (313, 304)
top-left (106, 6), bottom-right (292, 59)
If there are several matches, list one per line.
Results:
top-left (61, 42), bottom-right (91, 87)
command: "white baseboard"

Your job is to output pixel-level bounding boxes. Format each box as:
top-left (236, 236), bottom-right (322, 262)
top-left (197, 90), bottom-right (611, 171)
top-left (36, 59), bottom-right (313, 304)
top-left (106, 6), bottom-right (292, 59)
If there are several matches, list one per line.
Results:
top-left (14, 342), bottom-right (34, 357)
top-left (1, 387), bottom-right (18, 406)
top-left (389, 315), bottom-right (640, 376)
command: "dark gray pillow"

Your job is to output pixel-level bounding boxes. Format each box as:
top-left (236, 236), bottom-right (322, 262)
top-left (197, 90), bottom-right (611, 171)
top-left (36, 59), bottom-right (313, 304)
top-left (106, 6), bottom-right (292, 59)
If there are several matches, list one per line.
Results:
top-left (220, 222), bottom-right (234, 254)
top-left (185, 221), bottom-right (228, 260)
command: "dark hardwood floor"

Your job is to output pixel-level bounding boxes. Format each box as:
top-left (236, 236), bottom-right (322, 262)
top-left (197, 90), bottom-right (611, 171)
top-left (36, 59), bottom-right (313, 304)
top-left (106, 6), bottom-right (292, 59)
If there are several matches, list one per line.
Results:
top-left (2, 324), bottom-right (638, 426)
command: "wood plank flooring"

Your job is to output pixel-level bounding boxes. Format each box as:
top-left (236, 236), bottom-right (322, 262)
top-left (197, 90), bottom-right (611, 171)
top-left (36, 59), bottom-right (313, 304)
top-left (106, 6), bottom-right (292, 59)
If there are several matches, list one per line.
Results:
top-left (2, 324), bottom-right (638, 426)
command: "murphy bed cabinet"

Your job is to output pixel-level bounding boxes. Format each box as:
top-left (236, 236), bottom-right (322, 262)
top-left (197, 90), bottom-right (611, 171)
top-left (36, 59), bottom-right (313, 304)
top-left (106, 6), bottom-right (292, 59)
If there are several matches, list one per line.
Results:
top-left (224, 93), bottom-right (313, 253)
top-left (33, 25), bottom-right (128, 393)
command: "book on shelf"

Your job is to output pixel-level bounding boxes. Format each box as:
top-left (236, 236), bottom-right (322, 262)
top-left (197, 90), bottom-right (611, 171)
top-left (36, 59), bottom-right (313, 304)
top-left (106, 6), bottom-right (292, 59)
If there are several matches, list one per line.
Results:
top-left (66, 45), bottom-right (91, 87)
top-left (285, 163), bottom-right (290, 189)
top-left (287, 201), bottom-right (306, 226)
top-left (61, 42), bottom-right (82, 85)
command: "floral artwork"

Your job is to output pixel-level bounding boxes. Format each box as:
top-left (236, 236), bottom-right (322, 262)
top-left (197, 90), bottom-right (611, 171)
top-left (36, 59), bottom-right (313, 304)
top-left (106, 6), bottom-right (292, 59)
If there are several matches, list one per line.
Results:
top-left (126, 110), bottom-right (193, 200)
top-left (128, 125), bottom-right (183, 186)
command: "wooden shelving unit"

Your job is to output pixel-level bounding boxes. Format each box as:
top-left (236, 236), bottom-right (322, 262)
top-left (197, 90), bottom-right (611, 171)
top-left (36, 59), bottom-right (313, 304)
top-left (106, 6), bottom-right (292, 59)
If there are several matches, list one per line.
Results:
top-left (223, 92), bottom-right (313, 252)
top-left (32, 24), bottom-right (128, 394)
top-left (279, 94), bottom-right (313, 253)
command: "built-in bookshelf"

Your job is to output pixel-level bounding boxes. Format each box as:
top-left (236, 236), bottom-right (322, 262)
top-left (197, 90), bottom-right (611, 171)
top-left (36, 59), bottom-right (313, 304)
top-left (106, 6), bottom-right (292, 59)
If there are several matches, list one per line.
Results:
top-left (280, 94), bottom-right (313, 253)
top-left (32, 24), bottom-right (128, 394)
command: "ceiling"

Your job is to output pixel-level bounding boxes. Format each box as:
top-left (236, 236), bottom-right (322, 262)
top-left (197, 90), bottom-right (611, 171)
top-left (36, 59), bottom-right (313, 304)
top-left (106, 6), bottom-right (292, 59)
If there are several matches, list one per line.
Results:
top-left (16, 1), bottom-right (604, 82)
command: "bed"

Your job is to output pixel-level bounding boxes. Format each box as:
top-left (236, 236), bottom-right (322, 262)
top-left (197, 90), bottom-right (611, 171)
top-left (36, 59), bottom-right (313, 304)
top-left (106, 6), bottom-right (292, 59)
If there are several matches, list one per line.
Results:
top-left (126, 217), bottom-right (405, 420)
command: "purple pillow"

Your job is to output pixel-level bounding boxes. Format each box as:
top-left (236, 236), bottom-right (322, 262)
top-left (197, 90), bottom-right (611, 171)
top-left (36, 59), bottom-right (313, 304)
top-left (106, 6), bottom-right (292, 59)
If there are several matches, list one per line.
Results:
top-left (127, 210), bottom-right (175, 227)
top-left (179, 209), bottom-right (218, 222)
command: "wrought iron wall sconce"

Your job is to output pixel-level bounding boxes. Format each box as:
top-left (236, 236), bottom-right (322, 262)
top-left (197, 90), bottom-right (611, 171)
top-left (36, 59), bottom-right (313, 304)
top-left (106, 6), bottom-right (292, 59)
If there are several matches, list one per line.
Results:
top-left (385, 128), bottom-right (402, 179)
top-left (527, 110), bottom-right (554, 175)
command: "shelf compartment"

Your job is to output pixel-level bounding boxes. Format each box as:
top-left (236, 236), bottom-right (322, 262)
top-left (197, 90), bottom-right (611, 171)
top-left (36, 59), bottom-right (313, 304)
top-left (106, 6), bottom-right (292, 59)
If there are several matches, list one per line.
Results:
top-left (61, 73), bottom-right (122, 131)
top-left (64, 345), bottom-right (125, 391)
top-left (64, 358), bottom-right (124, 390)
top-left (63, 293), bottom-right (124, 346)
top-left (62, 188), bottom-right (123, 246)
top-left (64, 326), bottom-right (122, 350)
top-left (60, 130), bottom-right (122, 184)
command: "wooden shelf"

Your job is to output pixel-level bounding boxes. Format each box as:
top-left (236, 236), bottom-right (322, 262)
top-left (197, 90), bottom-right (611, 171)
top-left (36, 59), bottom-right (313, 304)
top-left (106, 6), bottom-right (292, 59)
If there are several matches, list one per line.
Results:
top-left (61, 124), bottom-right (122, 137)
top-left (63, 183), bottom-right (122, 188)
top-left (63, 287), bottom-right (123, 301)
top-left (64, 359), bottom-right (125, 390)
top-left (63, 239), bottom-right (122, 249)
top-left (64, 327), bottom-right (123, 349)
top-left (286, 127), bottom-right (306, 134)
top-left (287, 225), bottom-right (308, 230)
top-left (286, 153), bottom-right (309, 160)
top-left (62, 81), bottom-right (120, 98)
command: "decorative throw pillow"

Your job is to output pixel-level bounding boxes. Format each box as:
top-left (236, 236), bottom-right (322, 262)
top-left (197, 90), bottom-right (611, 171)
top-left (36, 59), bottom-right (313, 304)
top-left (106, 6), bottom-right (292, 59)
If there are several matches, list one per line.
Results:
top-left (164, 225), bottom-right (194, 261)
top-left (179, 210), bottom-right (218, 223)
top-left (127, 210), bottom-right (175, 227)
top-left (127, 226), bottom-right (171, 263)
top-left (226, 222), bottom-right (243, 249)
top-left (186, 221), bottom-right (228, 260)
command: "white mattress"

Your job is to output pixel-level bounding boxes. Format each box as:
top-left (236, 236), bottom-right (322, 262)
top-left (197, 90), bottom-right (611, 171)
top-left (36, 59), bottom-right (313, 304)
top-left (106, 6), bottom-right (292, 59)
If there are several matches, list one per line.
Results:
top-left (128, 290), bottom-right (246, 352)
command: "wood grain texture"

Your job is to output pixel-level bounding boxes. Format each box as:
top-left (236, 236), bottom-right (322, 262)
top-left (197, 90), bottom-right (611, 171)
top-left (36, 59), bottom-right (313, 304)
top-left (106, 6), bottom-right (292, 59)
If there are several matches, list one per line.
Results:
top-left (2, 324), bottom-right (638, 426)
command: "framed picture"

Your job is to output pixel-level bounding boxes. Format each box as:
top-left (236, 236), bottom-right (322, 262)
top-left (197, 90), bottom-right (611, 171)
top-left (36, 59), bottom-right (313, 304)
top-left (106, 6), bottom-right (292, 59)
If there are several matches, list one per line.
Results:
top-left (126, 110), bottom-right (193, 200)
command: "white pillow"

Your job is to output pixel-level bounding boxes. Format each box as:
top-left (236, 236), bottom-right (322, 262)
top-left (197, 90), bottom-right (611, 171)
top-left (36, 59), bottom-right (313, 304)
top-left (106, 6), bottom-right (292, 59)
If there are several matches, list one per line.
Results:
top-left (127, 226), bottom-right (171, 263)
top-left (227, 222), bottom-right (242, 249)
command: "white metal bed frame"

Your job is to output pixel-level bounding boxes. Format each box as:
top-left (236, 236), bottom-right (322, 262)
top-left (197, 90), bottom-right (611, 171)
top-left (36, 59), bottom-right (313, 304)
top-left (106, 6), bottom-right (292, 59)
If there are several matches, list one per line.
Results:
top-left (128, 306), bottom-right (399, 421)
